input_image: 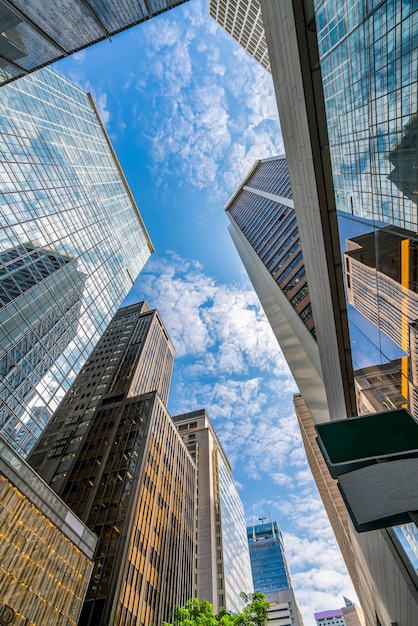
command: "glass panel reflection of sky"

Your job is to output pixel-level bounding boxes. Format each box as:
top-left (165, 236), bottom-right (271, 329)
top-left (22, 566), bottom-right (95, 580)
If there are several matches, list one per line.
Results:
top-left (0, 67), bottom-right (151, 457)
top-left (315, 0), bottom-right (418, 582)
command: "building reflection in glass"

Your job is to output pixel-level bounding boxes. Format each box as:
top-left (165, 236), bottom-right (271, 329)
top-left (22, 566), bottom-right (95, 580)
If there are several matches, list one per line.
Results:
top-left (315, 1), bottom-right (418, 230)
top-left (339, 212), bottom-right (418, 577)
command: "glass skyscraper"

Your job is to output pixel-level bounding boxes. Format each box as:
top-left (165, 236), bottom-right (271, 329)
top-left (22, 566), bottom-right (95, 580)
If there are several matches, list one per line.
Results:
top-left (247, 521), bottom-right (291, 594)
top-left (0, 0), bottom-right (190, 86)
top-left (247, 521), bottom-right (303, 626)
top-left (0, 67), bottom-right (152, 456)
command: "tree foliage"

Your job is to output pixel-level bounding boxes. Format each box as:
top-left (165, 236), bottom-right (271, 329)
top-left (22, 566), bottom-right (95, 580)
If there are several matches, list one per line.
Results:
top-left (163, 593), bottom-right (269, 626)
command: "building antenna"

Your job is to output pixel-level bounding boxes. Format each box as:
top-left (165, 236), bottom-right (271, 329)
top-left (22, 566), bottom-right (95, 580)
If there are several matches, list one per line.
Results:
top-left (270, 510), bottom-right (276, 541)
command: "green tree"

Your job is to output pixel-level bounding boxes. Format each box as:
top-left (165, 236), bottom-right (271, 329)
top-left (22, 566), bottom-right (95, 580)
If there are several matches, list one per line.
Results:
top-left (163, 594), bottom-right (269, 626)
top-left (237, 592), bottom-right (269, 626)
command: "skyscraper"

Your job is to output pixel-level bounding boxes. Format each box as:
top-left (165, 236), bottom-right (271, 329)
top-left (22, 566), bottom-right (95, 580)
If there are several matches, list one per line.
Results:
top-left (225, 156), bottom-right (328, 426)
top-left (29, 302), bottom-right (195, 626)
top-left (247, 521), bottom-right (303, 626)
top-left (0, 67), bottom-right (152, 455)
top-left (222, 0), bottom-right (418, 623)
top-left (173, 409), bottom-right (253, 615)
top-left (208, 0), bottom-right (269, 71)
top-left (0, 0), bottom-right (190, 86)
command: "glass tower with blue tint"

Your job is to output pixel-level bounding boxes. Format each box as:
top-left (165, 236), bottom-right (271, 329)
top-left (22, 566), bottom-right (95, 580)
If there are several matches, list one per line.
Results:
top-left (0, 0), bottom-right (190, 86)
top-left (0, 67), bottom-right (152, 456)
top-left (247, 521), bottom-right (291, 594)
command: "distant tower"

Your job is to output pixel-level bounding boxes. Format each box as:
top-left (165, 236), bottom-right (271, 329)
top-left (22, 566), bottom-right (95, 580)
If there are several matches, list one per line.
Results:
top-left (173, 409), bottom-right (253, 614)
top-left (247, 520), bottom-right (303, 626)
top-left (29, 302), bottom-right (195, 626)
top-left (209, 0), bottom-right (270, 71)
top-left (314, 597), bottom-right (365, 626)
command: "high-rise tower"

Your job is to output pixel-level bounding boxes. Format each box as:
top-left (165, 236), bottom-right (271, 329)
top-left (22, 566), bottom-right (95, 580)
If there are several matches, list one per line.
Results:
top-left (247, 521), bottom-right (303, 626)
top-left (0, 67), bottom-right (152, 455)
top-left (225, 156), bottom-right (328, 425)
top-left (0, 0), bottom-right (190, 86)
top-left (208, 0), bottom-right (269, 71)
top-left (222, 0), bottom-right (418, 623)
top-left (29, 302), bottom-right (195, 626)
top-left (173, 409), bottom-right (253, 615)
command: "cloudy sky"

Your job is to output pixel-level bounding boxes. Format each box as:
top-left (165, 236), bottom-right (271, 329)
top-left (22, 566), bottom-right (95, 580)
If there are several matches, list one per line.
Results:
top-left (56, 1), bottom-right (357, 622)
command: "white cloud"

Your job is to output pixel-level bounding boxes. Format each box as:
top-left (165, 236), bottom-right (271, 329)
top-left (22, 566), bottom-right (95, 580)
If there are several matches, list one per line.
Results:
top-left (72, 50), bottom-right (86, 63)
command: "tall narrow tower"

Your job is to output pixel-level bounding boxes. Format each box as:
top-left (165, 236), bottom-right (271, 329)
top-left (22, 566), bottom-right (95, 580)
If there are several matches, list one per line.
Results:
top-left (29, 302), bottom-right (196, 626)
top-left (247, 521), bottom-right (303, 626)
top-left (173, 409), bottom-right (253, 615)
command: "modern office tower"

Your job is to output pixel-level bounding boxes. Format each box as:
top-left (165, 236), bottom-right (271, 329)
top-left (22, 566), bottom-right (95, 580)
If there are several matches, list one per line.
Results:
top-left (247, 521), bottom-right (303, 626)
top-left (208, 0), bottom-right (269, 71)
top-left (223, 0), bottom-right (418, 624)
top-left (315, 598), bottom-right (365, 626)
top-left (225, 157), bottom-right (329, 425)
top-left (29, 302), bottom-right (195, 626)
top-left (0, 0), bottom-right (190, 86)
top-left (0, 67), bottom-right (152, 456)
top-left (0, 434), bottom-right (97, 626)
top-left (173, 409), bottom-right (253, 615)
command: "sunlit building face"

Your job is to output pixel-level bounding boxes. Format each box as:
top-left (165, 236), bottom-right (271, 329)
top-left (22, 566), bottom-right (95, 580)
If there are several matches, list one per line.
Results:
top-left (28, 302), bottom-right (195, 626)
top-left (173, 409), bottom-right (253, 615)
top-left (0, 67), bottom-right (152, 456)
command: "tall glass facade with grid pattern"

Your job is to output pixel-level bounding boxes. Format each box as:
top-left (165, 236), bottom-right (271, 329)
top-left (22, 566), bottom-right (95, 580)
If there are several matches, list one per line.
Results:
top-left (247, 522), bottom-right (291, 594)
top-left (248, 0), bottom-right (418, 623)
top-left (0, 67), bottom-right (152, 456)
top-left (313, 0), bottom-right (418, 593)
top-left (0, 0), bottom-right (190, 86)
top-left (28, 302), bottom-right (195, 626)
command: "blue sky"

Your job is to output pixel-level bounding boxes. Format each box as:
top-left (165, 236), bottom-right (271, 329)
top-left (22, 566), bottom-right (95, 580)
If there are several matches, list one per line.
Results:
top-left (55, 1), bottom-right (357, 622)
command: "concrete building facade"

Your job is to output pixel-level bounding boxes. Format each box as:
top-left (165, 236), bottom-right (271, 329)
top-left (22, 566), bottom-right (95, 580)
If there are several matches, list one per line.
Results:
top-left (173, 409), bottom-right (253, 615)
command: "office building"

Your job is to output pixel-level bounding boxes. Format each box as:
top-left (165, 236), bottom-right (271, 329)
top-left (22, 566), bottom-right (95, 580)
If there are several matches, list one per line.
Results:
top-left (247, 521), bottom-right (291, 594)
top-left (0, 67), bottom-right (152, 456)
top-left (315, 597), bottom-right (365, 626)
top-left (0, 434), bottom-right (97, 626)
top-left (0, 0), bottom-right (190, 86)
top-left (247, 521), bottom-right (303, 626)
top-left (29, 302), bottom-right (195, 626)
top-left (225, 156), bottom-right (328, 425)
top-left (208, 0), bottom-right (269, 71)
top-left (221, 0), bottom-right (418, 623)
top-left (173, 409), bottom-right (253, 615)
